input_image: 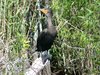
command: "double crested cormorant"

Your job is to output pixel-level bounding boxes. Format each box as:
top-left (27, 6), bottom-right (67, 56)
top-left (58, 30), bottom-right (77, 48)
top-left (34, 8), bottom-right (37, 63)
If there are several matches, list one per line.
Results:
top-left (36, 8), bottom-right (57, 52)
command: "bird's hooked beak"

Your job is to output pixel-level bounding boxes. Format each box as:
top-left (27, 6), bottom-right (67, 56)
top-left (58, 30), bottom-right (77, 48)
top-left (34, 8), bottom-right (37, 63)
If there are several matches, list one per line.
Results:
top-left (38, 9), bottom-right (48, 14)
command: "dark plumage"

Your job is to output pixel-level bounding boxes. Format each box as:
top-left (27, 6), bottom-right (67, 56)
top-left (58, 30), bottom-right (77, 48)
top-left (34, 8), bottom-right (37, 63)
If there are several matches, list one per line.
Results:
top-left (36, 8), bottom-right (57, 52)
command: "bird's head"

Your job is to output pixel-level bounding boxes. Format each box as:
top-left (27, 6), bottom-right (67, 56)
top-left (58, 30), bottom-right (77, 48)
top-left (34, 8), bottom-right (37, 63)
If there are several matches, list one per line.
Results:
top-left (38, 8), bottom-right (52, 17)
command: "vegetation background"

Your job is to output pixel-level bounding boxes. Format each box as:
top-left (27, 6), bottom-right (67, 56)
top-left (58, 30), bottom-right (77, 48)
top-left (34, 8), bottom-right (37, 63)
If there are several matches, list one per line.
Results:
top-left (0, 0), bottom-right (100, 75)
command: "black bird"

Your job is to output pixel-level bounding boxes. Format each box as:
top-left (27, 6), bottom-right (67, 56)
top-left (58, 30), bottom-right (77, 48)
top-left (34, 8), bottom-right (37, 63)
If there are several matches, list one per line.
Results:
top-left (36, 8), bottom-right (57, 52)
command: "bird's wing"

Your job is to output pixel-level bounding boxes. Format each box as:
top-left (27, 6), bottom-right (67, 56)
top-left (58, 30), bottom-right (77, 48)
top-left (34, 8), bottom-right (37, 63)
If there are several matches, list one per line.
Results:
top-left (37, 29), bottom-right (48, 45)
top-left (37, 29), bottom-right (47, 41)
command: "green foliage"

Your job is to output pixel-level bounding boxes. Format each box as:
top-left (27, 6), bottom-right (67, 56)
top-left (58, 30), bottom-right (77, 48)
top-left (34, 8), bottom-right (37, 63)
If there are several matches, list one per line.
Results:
top-left (51, 0), bottom-right (100, 74)
top-left (0, 0), bottom-right (100, 74)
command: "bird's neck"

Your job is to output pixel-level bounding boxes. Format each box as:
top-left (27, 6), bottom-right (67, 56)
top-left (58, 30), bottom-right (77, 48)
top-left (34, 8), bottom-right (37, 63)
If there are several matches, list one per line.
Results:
top-left (47, 14), bottom-right (53, 28)
top-left (46, 14), bottom-right (56, 34)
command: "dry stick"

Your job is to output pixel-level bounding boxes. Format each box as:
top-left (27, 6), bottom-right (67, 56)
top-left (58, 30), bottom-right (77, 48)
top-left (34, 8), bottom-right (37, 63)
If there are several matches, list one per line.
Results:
top-left (34, 0), bottom-right (42, 42)
top-left (38, 0), bottom-right (42, 32)
top-left (25, 57), bottom-right (50, 75)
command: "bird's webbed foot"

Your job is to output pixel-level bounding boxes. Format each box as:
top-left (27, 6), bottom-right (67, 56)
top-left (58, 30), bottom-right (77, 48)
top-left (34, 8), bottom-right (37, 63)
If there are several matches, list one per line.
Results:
top-left (41, 50), bottom-right (52, 64)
